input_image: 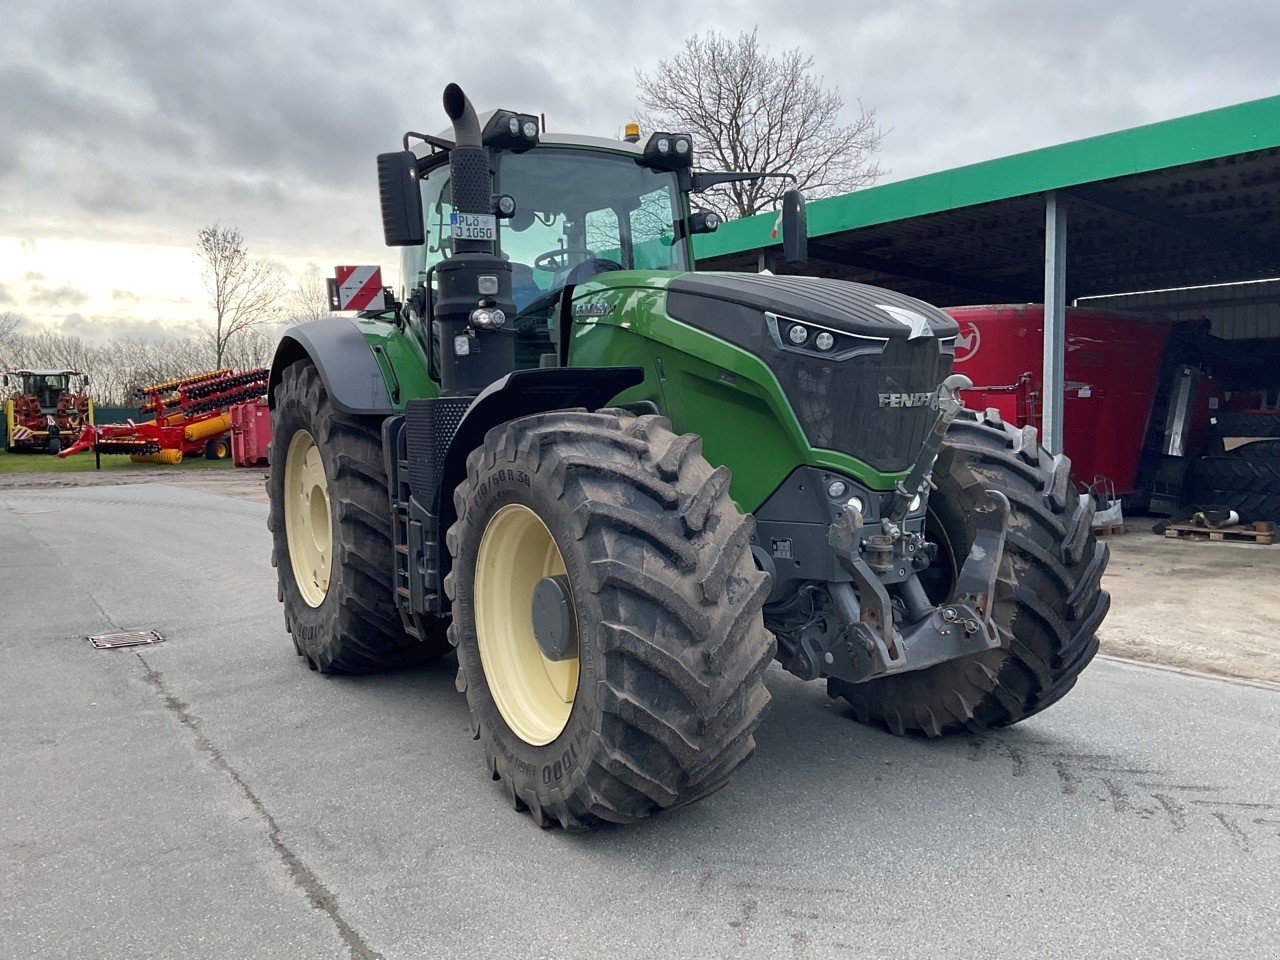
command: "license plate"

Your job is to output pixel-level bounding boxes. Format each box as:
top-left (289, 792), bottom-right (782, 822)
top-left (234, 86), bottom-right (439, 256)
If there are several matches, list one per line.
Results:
top-left (450, 212), bottom-right (496, 241)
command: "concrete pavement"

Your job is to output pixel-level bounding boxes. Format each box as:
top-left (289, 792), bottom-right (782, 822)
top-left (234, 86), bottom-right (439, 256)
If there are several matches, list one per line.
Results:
top-left (2, 484), bottom-right (1277, 959)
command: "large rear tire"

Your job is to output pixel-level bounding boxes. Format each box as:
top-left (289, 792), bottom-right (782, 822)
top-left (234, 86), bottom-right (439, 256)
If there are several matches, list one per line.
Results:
top-left (830, 408), bottom-right (1110, 736)
top-left (268, 359), bottom-right (451, 673)
top-left (445, 409), bottom-right (774, 829)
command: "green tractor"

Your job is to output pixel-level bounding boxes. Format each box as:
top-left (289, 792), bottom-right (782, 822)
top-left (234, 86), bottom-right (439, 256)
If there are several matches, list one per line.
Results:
top-left (267, 84), bottom-right (1110, 828)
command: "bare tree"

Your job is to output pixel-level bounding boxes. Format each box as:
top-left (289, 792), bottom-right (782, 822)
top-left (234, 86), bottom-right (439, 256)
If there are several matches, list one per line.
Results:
top-left (636, 28), bottom-right (886, 219)
top-left (288, 266), bottom-right (333, 323)
top-left (197, 224), bottom-right (283, 366)
top-left (0, 311), bottom-right (21, 364)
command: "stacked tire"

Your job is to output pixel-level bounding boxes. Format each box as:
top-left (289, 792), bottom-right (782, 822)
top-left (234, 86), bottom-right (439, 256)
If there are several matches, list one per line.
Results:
top-left (1190, 440), bottom-right (1280, 523)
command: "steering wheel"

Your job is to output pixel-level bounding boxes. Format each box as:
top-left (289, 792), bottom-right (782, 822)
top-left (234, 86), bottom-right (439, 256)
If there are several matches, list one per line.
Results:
top-left (534, 247), bottom-right (596, 272)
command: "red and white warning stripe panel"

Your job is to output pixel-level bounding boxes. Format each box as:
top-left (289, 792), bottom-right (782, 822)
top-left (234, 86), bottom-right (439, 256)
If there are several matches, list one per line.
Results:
top-left (327, 266), bottom-right (388, 312)
top-left (12, 425), bottom-right (33, 441)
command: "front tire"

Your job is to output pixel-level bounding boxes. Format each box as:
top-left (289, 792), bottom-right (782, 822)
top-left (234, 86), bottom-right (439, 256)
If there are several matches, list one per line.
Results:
top-left (830, 408), bottom-right (1110, 736)
top-left (446, 409), bottom-right (774, 829)
top-left (267, 359), bottom-right (451, 673)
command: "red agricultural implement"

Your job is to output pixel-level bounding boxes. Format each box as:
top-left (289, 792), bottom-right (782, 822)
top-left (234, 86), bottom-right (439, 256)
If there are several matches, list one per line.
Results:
top-left (944, 305), bottom-right (1171, 496)
top-left (60, 368), bottom-right (269, 466)
top-left (229, 398), bottom-right (271, 467)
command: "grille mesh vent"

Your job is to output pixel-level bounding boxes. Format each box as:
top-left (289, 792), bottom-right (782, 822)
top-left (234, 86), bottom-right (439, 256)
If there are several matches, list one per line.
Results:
top-left (405, 397), bottom-right (470, 500)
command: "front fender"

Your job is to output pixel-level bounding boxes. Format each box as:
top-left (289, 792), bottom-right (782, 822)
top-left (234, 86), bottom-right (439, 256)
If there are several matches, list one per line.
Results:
top-left (423, 366), bottom-right (645, 612)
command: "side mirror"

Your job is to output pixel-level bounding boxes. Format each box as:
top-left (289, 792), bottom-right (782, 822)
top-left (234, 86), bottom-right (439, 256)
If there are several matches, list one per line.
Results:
top-left (376, 151), bottom-right (425, 246)
top-left (81, 375), bottom-right (90, 387)
top-left (688, 211), bottom-right (721, 235)
top-left (782, 188), bottom-right (807, 266)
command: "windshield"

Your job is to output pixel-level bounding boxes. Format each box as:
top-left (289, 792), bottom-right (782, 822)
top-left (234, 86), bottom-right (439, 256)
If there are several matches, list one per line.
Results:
top-left (409, 148), bottom-right (688, 314)
top-left (20, 375), bottom-right (70, 407)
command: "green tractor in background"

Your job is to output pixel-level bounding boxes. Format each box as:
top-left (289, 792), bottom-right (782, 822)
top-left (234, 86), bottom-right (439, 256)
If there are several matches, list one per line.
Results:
top-left (267, 84), bottom-right (1110, 829)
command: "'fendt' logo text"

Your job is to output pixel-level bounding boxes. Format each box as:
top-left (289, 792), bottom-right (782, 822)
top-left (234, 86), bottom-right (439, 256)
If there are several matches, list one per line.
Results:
top-left (878, 391), bottom-right (934, 409)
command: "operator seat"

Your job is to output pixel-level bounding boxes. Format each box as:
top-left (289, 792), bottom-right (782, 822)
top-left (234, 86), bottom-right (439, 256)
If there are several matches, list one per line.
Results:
top-left (510, 262), bottom-right (541, 313)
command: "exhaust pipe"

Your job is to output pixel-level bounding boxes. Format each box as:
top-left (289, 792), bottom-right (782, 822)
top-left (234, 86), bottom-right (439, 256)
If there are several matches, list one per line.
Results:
top-left (442, 83), bottom-right (489, 216)
top-left (442, 83), bottom-right (482, 148)
top-left (435, 83), bottom-right (515, 397)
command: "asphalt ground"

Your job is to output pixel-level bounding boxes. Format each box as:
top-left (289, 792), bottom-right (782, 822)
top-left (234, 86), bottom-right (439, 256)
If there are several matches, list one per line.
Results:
top-left (3, 483), bottom-right (1278, 959)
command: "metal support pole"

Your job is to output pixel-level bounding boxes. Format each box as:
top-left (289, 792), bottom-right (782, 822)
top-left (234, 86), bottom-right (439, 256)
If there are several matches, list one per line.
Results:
top-left (1042, 192), bottom-right (1067, 455)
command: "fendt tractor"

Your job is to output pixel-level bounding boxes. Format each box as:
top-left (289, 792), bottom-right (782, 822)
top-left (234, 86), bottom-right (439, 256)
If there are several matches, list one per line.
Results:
top-left (267, 84), bottom-right (1110, 829)
top-left (4, 369), bottom-right (93, 454)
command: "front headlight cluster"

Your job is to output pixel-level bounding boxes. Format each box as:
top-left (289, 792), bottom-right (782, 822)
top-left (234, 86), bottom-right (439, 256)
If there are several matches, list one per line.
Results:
top-left (767, 313), bottom-right (855, 359)
top-left (643, 132), bottom-right (693, 169)
top-left (482, 110), bottom-right (541, 151)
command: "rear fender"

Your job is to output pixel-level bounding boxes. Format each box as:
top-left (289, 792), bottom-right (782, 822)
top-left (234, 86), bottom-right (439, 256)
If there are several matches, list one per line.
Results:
top-left (268, 318), bottom-right (396, 415)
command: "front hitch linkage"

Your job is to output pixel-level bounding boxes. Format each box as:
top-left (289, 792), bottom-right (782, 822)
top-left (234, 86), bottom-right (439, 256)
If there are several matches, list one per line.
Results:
top-left (821, 374), bottom-right (1011, 684)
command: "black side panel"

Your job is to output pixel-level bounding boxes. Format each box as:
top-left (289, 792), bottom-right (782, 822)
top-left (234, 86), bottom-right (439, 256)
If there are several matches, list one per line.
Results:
top-left (267, 318), bottom-right (395, 415)
top-left (392, 401), bottom-right (474, 617)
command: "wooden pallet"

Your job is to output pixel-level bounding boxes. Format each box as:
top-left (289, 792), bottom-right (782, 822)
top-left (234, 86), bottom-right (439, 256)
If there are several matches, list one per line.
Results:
top-left (1164, 521), bottom-right (1276, 545)
top-left (1092, 523), bottom-right (1126, 537)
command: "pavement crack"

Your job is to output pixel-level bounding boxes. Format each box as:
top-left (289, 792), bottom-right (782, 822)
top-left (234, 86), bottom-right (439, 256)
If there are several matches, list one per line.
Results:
top-left (136, 651), bottom-right (383, 960)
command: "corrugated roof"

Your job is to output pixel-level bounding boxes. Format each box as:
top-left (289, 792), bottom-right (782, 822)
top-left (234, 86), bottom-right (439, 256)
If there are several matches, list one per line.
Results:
top-left (694, 94), bottom-right (1280, 262)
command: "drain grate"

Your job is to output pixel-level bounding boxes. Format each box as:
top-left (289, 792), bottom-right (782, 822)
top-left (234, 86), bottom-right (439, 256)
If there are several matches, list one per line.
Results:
top-left (87, 629), bottom-right (167, 650)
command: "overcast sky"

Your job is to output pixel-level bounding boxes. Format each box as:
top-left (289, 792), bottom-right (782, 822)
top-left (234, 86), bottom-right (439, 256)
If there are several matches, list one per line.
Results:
top-left (1, 0), bottom-right (1277, 341)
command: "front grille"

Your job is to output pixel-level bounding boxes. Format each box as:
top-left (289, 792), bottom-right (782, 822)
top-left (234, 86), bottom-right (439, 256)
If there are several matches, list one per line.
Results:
top-left (782, 339), bottom-right (951, 473)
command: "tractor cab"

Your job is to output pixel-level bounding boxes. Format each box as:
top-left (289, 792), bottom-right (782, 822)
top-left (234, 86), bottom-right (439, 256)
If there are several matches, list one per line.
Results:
top-left (6, 369), bottom-right (82, 411)
top-left (406, 138), bottom-right (693, 369)
top-left (379, 88), bottom-right (807, 391)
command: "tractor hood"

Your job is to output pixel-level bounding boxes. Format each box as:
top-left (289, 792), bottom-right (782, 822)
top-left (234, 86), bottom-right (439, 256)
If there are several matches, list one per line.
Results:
top-left (662, 272), bottom-right (958, 475)
top-left (666, 273), bottom-right (960, 341)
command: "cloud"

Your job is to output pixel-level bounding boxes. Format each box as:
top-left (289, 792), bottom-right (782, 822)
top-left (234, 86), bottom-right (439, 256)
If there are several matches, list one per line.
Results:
top-left (0, 283), bottom-right (12, 305)
top-left (1, 0), bottom-right (1277, 332)
top-left (56, 312), bottom-right (204, 344)
top-left (27, 281), bottom-right (90, 308)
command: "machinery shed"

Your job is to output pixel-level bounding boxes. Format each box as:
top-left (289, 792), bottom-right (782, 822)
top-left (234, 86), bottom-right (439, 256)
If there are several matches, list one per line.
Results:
top-left (694, 95), bottom-right (1280, 469)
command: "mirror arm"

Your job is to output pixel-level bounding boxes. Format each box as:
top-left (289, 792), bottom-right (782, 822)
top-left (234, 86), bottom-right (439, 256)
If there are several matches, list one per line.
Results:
top-left (403, 131), bottom-right (455, 154)
top-left (691, 170), bottom-right (798, 193)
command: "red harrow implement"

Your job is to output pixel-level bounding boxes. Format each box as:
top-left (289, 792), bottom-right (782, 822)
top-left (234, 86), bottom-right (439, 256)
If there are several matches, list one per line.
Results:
top-left (61, 368), bottom-right (269, 465)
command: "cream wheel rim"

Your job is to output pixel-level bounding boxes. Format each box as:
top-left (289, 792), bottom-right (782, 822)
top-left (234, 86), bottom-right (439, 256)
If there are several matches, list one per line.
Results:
top-left (283, 429), bottom-right (332, 607)
top-left (474, 503), bottom-right (579, 746)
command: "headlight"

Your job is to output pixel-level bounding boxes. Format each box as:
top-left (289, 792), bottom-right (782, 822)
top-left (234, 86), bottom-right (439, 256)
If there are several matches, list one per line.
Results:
top-left (908, 493), bottom-right (923, 512)
top-left (482, 110), bottom-right (540, 150)
top-left (788, 324), bottom-right (808, 344)
top-left (846, 496), bottom-right (865, 515)
top-left (643, 132), bottom-right (693, 169)
top-left (470, 307), bottom-right (507, 329)
top-left (827, 479), bottom-right (847, 499)
top-left (814, 331), bottom-right (835, 351)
